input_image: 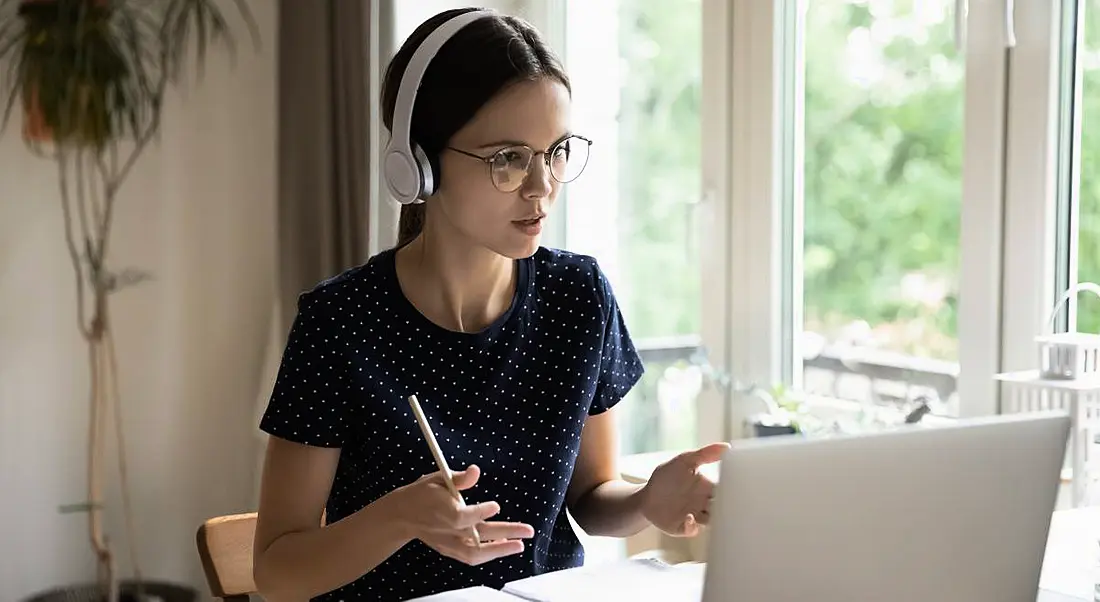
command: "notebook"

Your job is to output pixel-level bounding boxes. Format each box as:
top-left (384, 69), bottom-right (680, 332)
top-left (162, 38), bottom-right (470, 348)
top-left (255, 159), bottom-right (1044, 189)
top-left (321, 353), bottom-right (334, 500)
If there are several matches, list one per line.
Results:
top-left (405, 558), bottom-right (705, 602)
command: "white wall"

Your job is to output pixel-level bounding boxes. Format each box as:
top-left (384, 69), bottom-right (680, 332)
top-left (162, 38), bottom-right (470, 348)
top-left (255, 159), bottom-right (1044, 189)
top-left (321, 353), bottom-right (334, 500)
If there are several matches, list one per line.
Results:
top-left (0, 3), bottom-right (278, 600)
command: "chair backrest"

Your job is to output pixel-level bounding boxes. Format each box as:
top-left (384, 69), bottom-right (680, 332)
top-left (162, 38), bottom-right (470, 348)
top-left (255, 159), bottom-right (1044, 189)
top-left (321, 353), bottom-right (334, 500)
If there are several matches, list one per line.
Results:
top-left (196, 512), bottom-right (257, 601)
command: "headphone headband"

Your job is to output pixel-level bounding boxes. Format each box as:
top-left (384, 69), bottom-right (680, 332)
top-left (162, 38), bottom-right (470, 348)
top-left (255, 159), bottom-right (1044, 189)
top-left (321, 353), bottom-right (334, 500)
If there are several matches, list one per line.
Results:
top-left (384, 9), bottom-right (496, 205)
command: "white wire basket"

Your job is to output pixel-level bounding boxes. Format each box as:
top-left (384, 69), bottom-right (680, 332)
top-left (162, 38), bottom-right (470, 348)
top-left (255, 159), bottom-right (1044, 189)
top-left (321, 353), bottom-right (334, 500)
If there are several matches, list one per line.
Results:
top-left (995, 282), bottom-right (1100, 508)
top-left (1037, 282), bottom-right (1100, 379)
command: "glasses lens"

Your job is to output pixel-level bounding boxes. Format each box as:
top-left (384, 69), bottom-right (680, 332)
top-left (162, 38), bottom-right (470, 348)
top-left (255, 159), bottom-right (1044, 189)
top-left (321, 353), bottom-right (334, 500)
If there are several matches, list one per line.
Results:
top-left (490, 147), bottom-right (533, 192)
top-left (550, 136), bottom-right (590, 184)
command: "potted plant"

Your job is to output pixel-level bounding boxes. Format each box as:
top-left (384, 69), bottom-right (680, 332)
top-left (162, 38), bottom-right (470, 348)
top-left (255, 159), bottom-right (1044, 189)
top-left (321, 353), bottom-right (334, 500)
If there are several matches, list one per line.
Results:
top-left (747, 384), bottom-right (803, 437)
top-left (0, 1), bottom-right (257, 600)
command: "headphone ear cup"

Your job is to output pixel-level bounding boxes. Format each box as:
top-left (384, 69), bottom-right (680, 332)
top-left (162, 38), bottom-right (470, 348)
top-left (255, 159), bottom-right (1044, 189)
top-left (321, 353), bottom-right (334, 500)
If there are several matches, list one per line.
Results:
top-left (413, 143), bottom-right (439, 200)
top-left (426, 152), bottom-right (442, 198)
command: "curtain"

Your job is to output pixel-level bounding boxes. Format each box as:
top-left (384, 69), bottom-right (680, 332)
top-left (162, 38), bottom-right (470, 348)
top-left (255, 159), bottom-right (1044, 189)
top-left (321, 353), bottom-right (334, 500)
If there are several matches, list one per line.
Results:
top-left (276, 0), bottom-right (373, 325)
top-left (253, 0), bottom-right (376, 501)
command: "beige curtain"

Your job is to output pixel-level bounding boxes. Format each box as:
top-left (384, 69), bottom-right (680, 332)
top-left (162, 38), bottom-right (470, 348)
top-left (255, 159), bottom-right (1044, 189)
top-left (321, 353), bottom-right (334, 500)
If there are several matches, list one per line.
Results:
top-left (276, 0), bottom-right (374, 325)
top-left (253, 0), bottom-right (377, 500)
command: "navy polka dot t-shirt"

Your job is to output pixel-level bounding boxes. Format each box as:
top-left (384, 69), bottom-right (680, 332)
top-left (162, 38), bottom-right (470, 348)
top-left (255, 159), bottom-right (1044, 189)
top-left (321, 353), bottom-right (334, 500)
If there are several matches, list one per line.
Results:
top-left (259, 246), bottom-right (645, 601)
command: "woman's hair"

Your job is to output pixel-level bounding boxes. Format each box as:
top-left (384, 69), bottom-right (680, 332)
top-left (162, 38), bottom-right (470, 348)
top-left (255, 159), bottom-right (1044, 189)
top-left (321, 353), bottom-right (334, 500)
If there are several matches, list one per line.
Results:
top-left (381, 8), bottom-right (571, 248)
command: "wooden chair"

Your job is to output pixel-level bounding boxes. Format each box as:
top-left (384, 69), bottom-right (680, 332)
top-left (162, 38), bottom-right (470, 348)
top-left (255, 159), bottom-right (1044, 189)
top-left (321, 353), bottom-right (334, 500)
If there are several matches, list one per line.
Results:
top-left (196, 512), bottom-right (258, 601)
top-left (196, 510), bottom-right (326, 600)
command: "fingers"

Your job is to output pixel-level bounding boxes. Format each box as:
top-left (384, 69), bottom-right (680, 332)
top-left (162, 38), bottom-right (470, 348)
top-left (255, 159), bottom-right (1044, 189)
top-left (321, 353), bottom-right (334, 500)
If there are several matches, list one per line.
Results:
top-left (451, 500), bottom-right (501, 528)
top-left (679, 513), bottom-right (701, 537)
top-left (681, 441), bottom-right (731, 467)
top-left (458, 538), bottom-right (526, 565)
top-left (474, 521), bottom-right (536, 542)
top-left (450, 464), bottom-right (481, 490)
top-left (689, 476), bottom-right (716, 525)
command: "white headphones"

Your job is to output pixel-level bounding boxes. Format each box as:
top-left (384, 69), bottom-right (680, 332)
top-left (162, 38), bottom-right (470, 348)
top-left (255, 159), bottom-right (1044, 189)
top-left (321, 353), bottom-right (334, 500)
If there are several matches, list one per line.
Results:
top-left (383, 9), bottom-right (496, 205)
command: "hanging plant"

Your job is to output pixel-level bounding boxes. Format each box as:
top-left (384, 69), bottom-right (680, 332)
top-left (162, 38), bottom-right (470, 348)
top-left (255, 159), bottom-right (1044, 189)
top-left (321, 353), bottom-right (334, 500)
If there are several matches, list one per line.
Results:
top-left (15, 0), bottom-right (125, 145)
top-left (0, 1), bottom-right (258, 601)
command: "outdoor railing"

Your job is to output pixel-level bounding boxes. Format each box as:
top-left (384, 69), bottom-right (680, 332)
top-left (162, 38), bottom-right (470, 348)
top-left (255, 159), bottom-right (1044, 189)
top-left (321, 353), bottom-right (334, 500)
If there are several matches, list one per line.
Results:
top-left (626, 334), bottom-right (961, 452)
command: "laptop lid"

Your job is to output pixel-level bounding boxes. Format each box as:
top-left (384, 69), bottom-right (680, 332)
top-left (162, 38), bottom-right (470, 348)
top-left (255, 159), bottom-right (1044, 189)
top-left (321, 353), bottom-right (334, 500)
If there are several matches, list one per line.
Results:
top-left (701, 412), bottom-right (1071, 602)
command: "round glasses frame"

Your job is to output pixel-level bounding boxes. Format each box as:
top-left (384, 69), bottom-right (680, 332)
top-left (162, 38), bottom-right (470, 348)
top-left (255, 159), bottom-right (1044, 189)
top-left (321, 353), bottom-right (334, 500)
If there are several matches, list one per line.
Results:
top-left (446, 134), bottom-right (593, 193)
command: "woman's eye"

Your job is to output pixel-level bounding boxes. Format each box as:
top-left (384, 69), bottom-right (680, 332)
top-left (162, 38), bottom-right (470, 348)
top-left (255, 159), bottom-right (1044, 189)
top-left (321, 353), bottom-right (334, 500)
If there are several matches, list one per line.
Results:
top-left (491, 151), bottom-right (521, 169)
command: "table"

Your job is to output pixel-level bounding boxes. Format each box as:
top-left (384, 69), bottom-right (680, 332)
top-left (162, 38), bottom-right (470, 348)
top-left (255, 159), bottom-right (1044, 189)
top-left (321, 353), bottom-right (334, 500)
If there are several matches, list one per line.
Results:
top-left (619, 453), bottom-right (1100, 601)
top-left (1039, 506), bottom-right (1099, 600)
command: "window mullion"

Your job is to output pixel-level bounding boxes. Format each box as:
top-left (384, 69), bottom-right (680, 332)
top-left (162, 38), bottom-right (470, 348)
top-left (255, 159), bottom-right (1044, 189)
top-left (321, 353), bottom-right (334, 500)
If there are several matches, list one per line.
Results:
top-left (999, 0), bottom-right (1066, 384)
top-left (698, 0), bottom-right (735, 445)
top-left (957, 0), bottom-right (1010, 417)
top-left (702, 0), bottom-right (789, 440)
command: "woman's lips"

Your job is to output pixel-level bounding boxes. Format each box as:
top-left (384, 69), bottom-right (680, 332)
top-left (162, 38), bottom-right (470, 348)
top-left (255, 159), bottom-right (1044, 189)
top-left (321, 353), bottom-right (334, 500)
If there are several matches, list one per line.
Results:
top-left (512, 217), bottom-right (543, 236)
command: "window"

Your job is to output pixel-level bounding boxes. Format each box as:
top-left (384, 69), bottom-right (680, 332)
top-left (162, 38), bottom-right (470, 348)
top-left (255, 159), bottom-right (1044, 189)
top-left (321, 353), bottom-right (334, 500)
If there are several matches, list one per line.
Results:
top-left (557, 0), bottom-right (706, 455)
top-left (1062, 0), bottom-right (1100, 332)
top-left (799, 1), bottom-right (964, 414)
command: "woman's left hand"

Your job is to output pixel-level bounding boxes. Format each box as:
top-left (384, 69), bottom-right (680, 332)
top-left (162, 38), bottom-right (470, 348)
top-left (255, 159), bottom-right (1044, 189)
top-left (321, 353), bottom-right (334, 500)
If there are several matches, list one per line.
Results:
top-left (640, 442), bottom-right (730, 537)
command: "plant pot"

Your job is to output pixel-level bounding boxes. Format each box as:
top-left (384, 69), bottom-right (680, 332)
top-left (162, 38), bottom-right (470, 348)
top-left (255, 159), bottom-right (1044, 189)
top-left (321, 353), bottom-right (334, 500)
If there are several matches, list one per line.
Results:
top-left (17, 0), bottom-right (123, 146)
top-left (22, 579), bottom-right (197, 602)
top-left (752, 422), bottom-right (798, 438)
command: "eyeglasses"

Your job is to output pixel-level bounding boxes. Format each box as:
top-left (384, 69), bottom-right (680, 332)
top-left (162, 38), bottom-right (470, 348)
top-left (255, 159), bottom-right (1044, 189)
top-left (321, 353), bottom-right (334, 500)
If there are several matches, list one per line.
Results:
top-left (446, 134), bottom-right (592, 193)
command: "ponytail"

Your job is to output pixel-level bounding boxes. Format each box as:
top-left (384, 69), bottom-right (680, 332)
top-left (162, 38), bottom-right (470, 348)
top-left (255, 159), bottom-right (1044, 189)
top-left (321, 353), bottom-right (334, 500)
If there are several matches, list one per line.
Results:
top-left (396, 203), bottom-right (426, 247)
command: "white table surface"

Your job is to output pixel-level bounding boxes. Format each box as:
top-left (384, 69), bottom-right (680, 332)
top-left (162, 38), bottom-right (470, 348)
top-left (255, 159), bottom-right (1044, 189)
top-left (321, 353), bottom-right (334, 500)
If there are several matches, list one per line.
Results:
top-left (619, 452), bottom-right (1099, 601)
top-left (1040, 507), bottom-right (1098, 600)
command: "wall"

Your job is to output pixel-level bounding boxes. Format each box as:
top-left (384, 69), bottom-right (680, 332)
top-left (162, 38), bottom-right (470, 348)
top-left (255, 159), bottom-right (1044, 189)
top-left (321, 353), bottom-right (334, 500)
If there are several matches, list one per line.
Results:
top-left (0, 3), bottom-right (278, 600)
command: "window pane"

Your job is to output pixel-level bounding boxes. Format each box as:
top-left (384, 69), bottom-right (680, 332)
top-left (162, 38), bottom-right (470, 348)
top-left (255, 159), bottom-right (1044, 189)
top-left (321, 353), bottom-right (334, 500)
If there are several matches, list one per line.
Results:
top-left (1074, 1), bottom-right (1100, 331)
top-left (563, 0), bottom-right (703, 454)
top-left (800, 1), bottom-right (962, 413)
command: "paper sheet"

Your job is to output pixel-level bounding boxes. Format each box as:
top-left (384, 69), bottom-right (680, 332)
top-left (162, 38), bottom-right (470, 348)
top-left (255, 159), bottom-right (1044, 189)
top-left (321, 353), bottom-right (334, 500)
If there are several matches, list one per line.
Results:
top-left (501, 558), bottom-right (706, 602)
top-left (1038, 508), bottom-right (1099, 600)
top-left (404, 585), bottom-right (521, 601)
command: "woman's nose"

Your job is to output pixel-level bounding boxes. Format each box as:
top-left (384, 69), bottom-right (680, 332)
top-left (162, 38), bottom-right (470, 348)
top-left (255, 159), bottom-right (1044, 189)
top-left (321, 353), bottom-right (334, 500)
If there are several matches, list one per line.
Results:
top-left (521, 155), bottom-right (553, 200)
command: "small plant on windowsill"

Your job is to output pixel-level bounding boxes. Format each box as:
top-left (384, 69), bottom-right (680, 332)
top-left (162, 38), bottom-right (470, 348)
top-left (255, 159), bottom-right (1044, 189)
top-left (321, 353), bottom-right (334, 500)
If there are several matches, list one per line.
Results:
top-left (757, 383), bottom-right (809, 436)
top-left (0, 1), bottom-right (258, 601)
top-left (686, 348), bottom-right (816, 438)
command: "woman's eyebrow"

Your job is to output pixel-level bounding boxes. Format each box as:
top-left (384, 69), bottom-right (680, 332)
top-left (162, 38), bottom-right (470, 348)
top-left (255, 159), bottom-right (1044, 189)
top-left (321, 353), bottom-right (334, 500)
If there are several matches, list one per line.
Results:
top-left (477, 133), bottom-right (574, 150)
top-left (477, 139), bottom-right (528, 149)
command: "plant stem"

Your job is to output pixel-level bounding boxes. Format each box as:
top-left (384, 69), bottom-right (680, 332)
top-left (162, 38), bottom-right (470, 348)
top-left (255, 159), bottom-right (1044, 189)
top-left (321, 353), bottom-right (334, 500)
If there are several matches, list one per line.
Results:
top-left (87, 320), bottom-right (112, 590)
top-left (105, 314), bottom-right (142, 588)
top-left (57, 149), bottom-right (91, 339)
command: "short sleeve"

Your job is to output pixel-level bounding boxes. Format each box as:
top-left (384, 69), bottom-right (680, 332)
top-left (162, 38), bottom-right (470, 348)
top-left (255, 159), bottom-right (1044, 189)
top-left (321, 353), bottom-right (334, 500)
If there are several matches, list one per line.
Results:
top-left (259, 290), bottom-right (353, 447)
top-left (588, 265), bottom-right (645, 416)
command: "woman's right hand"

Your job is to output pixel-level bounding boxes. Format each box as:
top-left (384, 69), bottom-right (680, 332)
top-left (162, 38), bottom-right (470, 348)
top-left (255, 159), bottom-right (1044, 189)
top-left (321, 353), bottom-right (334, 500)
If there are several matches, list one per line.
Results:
top-left (392, 464), bottom-right (534, 565)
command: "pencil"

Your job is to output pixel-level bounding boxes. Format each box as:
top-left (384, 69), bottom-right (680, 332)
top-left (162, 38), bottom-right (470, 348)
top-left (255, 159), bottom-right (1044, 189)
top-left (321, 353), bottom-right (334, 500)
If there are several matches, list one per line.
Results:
top-left (407, 394), bottom-right (482, 547)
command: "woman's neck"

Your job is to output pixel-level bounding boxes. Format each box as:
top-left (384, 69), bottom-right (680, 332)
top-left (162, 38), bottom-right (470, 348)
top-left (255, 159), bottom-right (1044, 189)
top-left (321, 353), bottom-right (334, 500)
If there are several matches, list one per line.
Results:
top-left (395, 234), bottom-right (516, 333)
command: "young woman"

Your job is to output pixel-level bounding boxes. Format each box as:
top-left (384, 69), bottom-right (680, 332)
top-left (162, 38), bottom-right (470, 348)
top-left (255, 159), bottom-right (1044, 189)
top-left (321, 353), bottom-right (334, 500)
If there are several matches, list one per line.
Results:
top-left (252, 8), bottom-right (728, 602)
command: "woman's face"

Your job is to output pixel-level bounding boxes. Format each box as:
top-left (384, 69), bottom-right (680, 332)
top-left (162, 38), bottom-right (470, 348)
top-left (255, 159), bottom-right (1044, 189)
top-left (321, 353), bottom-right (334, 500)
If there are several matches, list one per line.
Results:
top-left (430, 77), bottom-right (574, 259)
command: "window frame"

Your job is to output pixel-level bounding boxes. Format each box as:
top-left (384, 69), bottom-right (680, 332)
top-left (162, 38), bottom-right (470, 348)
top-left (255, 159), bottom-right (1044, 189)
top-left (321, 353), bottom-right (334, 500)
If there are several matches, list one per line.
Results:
top-left (956, 0), bottom-right (1012, 418)
top-left (720, 0), bottom-right (1063, 424)
top-left (697, 0), bottom-right (792, 441)
top-left (1000, 0), bottom-right (1066, 384)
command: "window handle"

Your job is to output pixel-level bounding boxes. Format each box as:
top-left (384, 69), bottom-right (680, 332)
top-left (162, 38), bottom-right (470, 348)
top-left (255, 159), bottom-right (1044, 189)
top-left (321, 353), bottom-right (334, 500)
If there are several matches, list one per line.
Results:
top-left (1004, 0), bottom-right (1017, 47)
top-left (955, 0), bottom-right (968, 54)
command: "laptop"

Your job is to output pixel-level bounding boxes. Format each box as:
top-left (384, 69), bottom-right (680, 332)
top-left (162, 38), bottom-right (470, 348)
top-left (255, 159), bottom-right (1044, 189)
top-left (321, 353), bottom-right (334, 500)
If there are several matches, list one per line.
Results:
top-left (701, 412), bottom-right (1072, 602)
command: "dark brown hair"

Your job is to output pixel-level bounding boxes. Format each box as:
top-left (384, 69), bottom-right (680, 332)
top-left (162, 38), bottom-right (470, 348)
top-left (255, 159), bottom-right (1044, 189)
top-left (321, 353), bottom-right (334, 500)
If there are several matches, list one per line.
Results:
top-left (381, 8), bottom-right (570, 247)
